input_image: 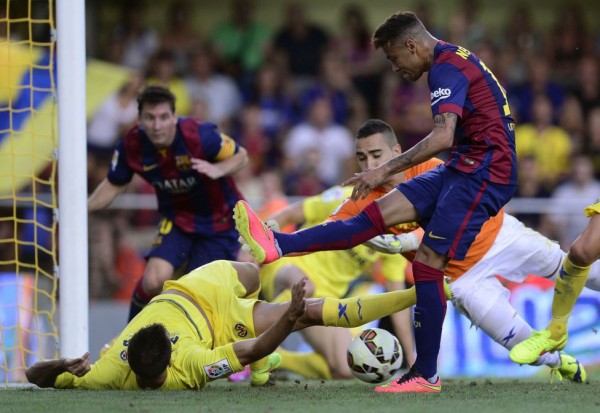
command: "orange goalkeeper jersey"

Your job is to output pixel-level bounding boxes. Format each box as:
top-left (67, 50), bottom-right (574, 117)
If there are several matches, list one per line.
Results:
top-left (330, 158), bottom-right (504, 281)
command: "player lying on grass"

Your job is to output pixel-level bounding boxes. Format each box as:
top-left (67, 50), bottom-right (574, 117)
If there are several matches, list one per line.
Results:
top-left (239, 119), bottom-right (589, 386)
top-left (25, 259), bottom-right (433, 390)
top-left (254, 185), bottom-right (414, 379)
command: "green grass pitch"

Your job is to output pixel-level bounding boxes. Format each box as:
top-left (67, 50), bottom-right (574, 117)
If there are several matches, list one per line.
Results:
top-left (3, 373), bottom-right (600, 413)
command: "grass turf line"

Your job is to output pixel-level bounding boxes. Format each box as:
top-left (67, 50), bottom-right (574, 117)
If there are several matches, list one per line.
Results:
top-left (2, 377), bottom-right (600, 413)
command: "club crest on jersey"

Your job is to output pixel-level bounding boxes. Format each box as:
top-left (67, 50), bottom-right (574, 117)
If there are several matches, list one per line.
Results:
top-left (175, 155), bottom-right (192, 171)
top-left (204, 359), bottom-right (233, 379)
top-left (234, 323), bottom-right (248, 337)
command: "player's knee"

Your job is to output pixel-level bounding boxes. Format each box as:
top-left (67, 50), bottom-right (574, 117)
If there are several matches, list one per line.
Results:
top-left (303, 280), bottom-right (316, 297)
top-left (142, 269), bottom-right (172, 294)
top-left (240, 262), bottom-right (260, 295)
top-left (569, 241), bottom-right (595, 267)
top-left (142, 277), bottom-right (166, 294)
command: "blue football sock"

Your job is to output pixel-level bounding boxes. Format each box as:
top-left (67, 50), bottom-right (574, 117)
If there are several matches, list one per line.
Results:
top-left (275, 201), bottom-right (387, 256)
top-left (127, 277), bottom-right (155, 322)
top-left (412, 261), bottom-right (447, 379)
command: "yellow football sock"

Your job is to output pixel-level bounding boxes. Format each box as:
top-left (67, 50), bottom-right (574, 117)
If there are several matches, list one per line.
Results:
top-left (272, 289), bottom-right (292, 304)
top-left (278, 348), bottom-right (332, 379)
top-left (322, 287), bottom-right (416, 328)
top-left (250, 356), bottom-right (269, 373)
top-left (548, 256), bottom-right (591, 340)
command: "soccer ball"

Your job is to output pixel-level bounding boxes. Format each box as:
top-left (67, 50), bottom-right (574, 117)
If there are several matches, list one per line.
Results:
top-left (347, 327), bottom-right (403, 383)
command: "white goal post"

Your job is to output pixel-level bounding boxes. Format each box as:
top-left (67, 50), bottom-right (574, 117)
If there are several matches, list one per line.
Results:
top-left (56, 0), bottom-right (88, 358)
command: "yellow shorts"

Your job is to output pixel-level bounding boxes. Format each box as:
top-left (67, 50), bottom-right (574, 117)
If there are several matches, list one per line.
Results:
top-left (585, 198), bottom-right (600, 217)
top-left (163, 260), bottom-right (258, 346)
top-left (259, 254), bottom-right (352, 301)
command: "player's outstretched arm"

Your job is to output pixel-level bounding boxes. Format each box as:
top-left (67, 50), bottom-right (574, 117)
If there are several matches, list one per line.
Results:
top-left (88, 179), bottom-right (127, 211)
top-left (233, 279), bottom-right (306, 366)
top-left (345, 113), bottom-right (456, 200)
top-left (25, 352), bottom-right (91, 388)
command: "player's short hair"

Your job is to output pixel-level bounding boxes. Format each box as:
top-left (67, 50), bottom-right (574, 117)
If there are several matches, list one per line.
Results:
top-left (128, 323), bottom-right (172, 379)
top-left (137, 85), bottom-right (176, 115)
top-left (356, 119), bottom-right (400, 148)
top-left (372, 11), bottom-right (425, 50)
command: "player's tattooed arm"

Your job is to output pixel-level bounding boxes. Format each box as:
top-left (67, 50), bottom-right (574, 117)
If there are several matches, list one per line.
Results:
top-left (433, 112), bottom-right (458, 132)
top-left (384, 112), bottom-right (456, 174)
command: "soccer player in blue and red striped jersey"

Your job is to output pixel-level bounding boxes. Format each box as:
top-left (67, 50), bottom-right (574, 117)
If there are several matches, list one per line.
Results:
top-left (233, 11), bottom-right (517, 393)
top-left (88, 86), bottom-right (248, 321)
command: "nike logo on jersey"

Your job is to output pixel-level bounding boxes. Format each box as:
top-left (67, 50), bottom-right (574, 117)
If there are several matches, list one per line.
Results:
top-left (143, 163), bottom-right (158, 172)
top-left (428, 231), bottom-right (447, 240)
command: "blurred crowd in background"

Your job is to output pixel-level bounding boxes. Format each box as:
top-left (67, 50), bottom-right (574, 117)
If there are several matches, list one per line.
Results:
top-left (10, 0), bottom-right (600, 299)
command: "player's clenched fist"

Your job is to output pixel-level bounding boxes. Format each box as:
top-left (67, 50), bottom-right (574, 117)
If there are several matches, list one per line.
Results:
top-left (62, 352), bottom-right (91, 377)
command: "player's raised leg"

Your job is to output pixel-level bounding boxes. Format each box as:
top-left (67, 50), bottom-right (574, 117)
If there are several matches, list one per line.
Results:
top-left (234, 190), bottom-right (413, 264)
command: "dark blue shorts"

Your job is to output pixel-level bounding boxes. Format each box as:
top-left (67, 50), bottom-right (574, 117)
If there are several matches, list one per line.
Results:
top-left (397, 165), bottom-right (516, 260)
top-left (145, 217), bottom-right (240, 273)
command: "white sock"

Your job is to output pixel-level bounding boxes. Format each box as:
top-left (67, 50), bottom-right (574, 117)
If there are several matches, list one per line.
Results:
top-left (477, 299), bottom-right (533, 350)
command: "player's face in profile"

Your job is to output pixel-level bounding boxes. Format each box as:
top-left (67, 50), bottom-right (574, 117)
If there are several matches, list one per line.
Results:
top-left (139, 102), bottom-right (178, 148)
top-left (382, 41), bottom-right (424, 82)
top-left (355, 133), bottom-right (400, 172)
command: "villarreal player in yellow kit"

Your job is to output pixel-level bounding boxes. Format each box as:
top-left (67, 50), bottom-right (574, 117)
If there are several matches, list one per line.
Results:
top-left (55, 261), bottom-right (258, 389)
top-left (27, 260), bottom-right (431, 390)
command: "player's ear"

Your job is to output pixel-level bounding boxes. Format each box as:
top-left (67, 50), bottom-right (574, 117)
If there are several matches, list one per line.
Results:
top-left (405, 38), bottom-right (416, 53)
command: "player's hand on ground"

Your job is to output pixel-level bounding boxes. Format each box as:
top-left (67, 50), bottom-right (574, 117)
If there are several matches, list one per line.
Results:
top-left (62, 352), bottom-right (91, 377)
top-left (288, 277), bottom-right (307, 320)
top-left (191, 158), bottom-right (223, 179)
top-left (343, 168), bottom-right (386, 200)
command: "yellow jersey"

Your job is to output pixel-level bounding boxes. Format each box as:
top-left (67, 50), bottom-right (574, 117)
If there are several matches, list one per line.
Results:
top-left (55, 261), bottom-right (255, 390)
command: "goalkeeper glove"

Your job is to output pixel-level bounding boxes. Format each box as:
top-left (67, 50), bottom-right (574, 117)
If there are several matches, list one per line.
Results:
top-left (364, 233), bottom-right (420, 254)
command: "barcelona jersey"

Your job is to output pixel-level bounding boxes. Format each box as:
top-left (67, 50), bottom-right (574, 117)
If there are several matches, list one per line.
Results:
top-left (429, 41), bottom-right (517, 185)
top-left (330, 158), bottom-right (505, 280)
top-left (108, 119), bottom-right (243, 235)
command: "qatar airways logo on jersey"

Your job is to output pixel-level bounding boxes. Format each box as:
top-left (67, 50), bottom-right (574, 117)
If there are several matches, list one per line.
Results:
top-left (431, 88), bottom-right (452, 105)
top-left (152, 176), bottom-right (198, 193)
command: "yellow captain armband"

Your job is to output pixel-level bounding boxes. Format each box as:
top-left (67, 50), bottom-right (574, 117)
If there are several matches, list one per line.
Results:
top-left (585, 198), bottom-right (600, 217)
top-left (215, 134), bottom-right (237, 161)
